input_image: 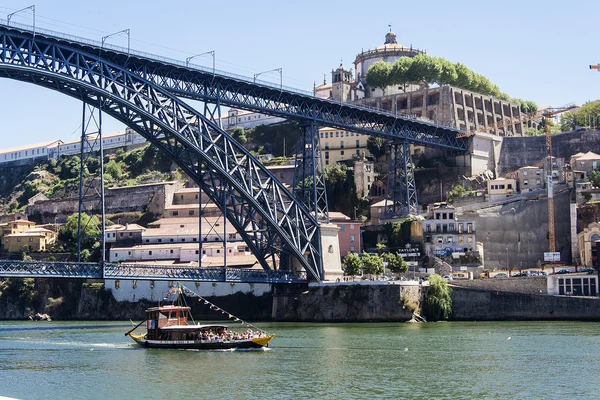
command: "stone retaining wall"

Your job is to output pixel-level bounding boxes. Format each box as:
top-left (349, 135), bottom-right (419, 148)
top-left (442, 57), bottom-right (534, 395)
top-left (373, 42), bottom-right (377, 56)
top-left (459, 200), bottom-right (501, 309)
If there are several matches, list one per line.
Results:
top-left (450, 286), bottom-right (600, 321)
top-left (450, 276), bottom-right (547, 295)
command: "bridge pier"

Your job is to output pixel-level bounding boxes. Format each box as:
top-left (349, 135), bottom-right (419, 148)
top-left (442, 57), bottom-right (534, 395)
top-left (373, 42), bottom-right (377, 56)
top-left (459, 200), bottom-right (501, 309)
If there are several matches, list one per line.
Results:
top-left (385, 141), bottom-right (418, 217)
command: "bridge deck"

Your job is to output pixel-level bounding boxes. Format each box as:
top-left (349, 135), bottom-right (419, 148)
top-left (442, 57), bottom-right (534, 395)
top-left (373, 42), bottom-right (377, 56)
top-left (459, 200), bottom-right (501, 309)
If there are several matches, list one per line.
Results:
top-left (0, 261), bottom-right (308, 283)
top-left (0, 20), bottom-right (468, 151)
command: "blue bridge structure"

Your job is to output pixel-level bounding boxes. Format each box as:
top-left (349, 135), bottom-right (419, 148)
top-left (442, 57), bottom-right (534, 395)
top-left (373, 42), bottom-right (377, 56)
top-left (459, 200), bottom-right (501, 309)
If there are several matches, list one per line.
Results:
top-left (0, 20), bottom-right (468, 283)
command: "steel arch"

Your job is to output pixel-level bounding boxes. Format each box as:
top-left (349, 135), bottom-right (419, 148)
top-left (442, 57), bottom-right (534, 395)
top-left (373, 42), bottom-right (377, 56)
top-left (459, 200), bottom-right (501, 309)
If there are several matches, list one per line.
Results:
top-left (0, 29), bottom-right (323, 281)
top-left (0, 22), bottom-right (468, 151)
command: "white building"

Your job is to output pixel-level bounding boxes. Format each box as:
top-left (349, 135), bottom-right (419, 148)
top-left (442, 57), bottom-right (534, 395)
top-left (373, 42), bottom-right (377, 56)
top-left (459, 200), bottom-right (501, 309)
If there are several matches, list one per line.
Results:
top-left (0, 140), bottom-right (63, 165)
top-left (423, 202), bottom-right (477, 257)
top-left (55, 129), bottom-right (146, 157)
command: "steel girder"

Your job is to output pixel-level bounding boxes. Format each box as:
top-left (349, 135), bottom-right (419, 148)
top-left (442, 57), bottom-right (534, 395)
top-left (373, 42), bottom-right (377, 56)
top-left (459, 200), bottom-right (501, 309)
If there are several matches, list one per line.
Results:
top-left (385, 142), bottom-right (418, 217)
top-left (0, 261), bottom-right (308, 282)
top-left (0, 24), bottom-right (468, 152)
top-left (103, 264), bottom-right (307, 283)
top-left (0, 261), bottom-right (103, 279)
top-left (0, 29), bottom-right (323, 281)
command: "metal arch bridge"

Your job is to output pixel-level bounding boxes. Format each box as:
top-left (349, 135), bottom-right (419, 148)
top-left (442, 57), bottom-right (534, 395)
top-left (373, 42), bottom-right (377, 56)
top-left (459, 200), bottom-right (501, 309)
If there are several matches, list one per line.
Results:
top-left (0, 22), bottom-right (468, 151)
top-left (0, 21), bottom-right (469, 282)
top-left (0, 261), bottom-right (308, 283)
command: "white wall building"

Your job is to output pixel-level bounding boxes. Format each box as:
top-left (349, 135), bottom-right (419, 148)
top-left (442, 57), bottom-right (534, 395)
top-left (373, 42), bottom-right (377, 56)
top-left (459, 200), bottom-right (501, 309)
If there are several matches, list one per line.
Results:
top-left (0, 140), bottom-right (63, 165)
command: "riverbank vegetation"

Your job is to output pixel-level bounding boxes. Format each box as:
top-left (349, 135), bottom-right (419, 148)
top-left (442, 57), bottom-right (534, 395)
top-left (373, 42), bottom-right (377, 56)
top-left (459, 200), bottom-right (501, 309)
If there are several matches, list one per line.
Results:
top-left (424, 274), bottom-right (452, 321)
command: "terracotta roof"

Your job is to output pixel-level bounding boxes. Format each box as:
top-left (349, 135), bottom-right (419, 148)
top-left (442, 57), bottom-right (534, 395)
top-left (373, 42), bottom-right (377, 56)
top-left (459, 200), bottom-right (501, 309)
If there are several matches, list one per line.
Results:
top-left (25, 228), bottom-right (54, 234)
top-left (574, 151), bottom-right (600, 161)
top-left (329, 212), bottom-right (351, 221)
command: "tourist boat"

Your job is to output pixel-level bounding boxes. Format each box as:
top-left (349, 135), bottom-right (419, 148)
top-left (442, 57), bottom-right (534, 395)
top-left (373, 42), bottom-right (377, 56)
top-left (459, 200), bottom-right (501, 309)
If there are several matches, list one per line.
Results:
top-left (125, 304), bottom-right (274, 350)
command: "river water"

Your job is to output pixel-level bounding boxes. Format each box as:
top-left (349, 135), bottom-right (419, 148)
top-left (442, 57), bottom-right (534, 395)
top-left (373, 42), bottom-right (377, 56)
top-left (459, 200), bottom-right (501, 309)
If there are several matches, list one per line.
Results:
top-left (1, 320), bottom-right (599, 399)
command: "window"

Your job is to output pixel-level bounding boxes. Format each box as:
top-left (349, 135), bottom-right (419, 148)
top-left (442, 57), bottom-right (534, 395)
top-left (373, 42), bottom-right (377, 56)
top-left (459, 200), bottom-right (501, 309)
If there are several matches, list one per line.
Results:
top-left (172, 211), bottom-right (179, 216)
top-left (325, 152), bottom-right (329, 160)
top-left (356, 140), bottom-right (360, 148)
top-left (340, 225), bottom-right (345, 232)
top-left (523, 179), bottom-right (528, 185)
top-left (129, 232), bottom-right (132, 237)
top-left (170, 250), bottom-right (174, 254)
top-left (336, 132), bottom-right (339, 137)
top-left (146, 239), bottom-right (150, 243)
top-left (340, 151), bottom-right (344, 156)
top-left (350, 235), bottom-right (355, 242)
top-left (29, 237), bottom-right (33, 242)
top-left (189, 210), bottom-right (195, 216)
top-left (340, 141), bottom-right (344, 149)
top-left (350, 246), bottom-right (355, 252)
top-left (467, 223), bottom-right (473, 233)
top-left (426, 224), bottom-right (431, 232)
top-left (148, 251), bottom-right (153, 255)
top-left (524, 171), bottom-right (528, 176)
top-left (350, 224), bottom-right (354, 229)
top-left (325, 142), bottom-right (329, 149)
top-left (158, 239), bottom-right (162, 243)
top-left (120, 233), bottom-right (124, 237)
top-left (508, 184), bottom-right (512, 189)
top-left (128, 251), bottom-right (131, 255)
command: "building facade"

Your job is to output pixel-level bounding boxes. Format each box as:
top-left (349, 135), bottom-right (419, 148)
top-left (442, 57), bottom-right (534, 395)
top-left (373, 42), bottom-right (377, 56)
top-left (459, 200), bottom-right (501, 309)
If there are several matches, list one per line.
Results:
top-left (422, 203), bottom-right (477, 257)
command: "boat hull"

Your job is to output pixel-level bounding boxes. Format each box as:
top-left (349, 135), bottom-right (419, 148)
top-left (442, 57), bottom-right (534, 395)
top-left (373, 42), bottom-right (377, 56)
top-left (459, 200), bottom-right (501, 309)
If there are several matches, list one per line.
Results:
top-left (129, 333), bottom-right (274, 350)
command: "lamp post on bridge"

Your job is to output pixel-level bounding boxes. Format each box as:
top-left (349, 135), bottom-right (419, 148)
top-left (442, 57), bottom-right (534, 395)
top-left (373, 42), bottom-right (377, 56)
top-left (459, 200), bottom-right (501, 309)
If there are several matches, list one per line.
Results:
top-left (186, 51), bottom-right (215, 74)
top-left (6, 5), bottom-right (35, 35)
top-left (254, 68), bottom-right (282, 89)
top-left (101, 29), bottom-right (131, 54)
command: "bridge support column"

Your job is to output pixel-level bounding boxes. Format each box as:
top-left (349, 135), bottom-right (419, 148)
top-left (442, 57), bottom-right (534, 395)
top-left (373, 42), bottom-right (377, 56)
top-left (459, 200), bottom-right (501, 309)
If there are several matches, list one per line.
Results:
top-left (293, 121), bottom-right (329, 222)
top-left (385, 141), bottom-right (418, 217)
top-left (77, 102), bottom-right (106, 264)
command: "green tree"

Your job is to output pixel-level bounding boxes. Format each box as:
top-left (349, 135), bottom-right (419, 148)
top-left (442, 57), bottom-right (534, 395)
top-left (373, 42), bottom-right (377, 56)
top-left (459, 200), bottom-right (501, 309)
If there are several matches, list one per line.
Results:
top-left (437, 58), bottom-right (458, 86)
top-left (390, 57), bottom-right (414, 89)
top-left (375, 243), bottom-right (387, 254)
top-left (590, 170), bottom-right (600, 188)
top-left (105, 159), bottom-right (124, 181)
top-left (383, 252), bottom-right (408, 273)
top-left (454, 62), bottom-right (474, 89)
top-left (343, 252), bottom-right (362, 276)
top-left (366, 61), bottom-right (392, 92)
top-left (362, 252), bottom-right (384, 275)
top-left (59, 213), bottom-right (101, 250)
top-left (232, 127), bottom-right (247, 145)
top-left (425, 274), bottom-right (452, 320)
top-left (324, 163), bottom-right (348, 185)
top-left (448, 184), bottom-right (467, 202)
top-left (410, 54), bottom-right (441, 86)
top-left (366, 136), bottom-right (386, 161)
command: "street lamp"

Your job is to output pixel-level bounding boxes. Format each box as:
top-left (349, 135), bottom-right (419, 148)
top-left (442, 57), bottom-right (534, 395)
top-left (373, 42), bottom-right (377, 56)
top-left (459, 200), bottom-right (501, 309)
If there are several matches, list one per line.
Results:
top-left (101, 29), bottom-right (131, 54)
top-left (506, 247), bottom-right (509, 272)
top-left (7, 5), bottom-right (35, 34)
top-left (253, 68), bottom-right (282, 89)
top-left (186, 50), bottom-right (215, 74)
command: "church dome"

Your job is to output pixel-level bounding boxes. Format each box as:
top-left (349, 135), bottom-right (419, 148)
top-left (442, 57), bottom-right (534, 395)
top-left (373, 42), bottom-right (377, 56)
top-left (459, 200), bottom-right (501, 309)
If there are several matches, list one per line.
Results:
top-left (385, 30), bottom-right (397, 45)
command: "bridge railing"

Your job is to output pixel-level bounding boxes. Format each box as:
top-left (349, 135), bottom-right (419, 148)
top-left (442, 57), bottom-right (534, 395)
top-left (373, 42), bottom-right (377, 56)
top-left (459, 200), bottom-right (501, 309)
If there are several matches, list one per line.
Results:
top-left (0, 19), bottom-right (462, 133)
top-left (105, 264), bottom-right (308, 283)
top-left (0, 260), bottom-right (308, 283)
top-left (0, 260), bottom-right (102, 278)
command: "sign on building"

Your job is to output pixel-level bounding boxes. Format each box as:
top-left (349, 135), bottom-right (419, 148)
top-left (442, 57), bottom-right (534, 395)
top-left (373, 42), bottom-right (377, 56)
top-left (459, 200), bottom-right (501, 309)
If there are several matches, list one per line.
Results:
top-left (544, 252), bottom-right (560, 262)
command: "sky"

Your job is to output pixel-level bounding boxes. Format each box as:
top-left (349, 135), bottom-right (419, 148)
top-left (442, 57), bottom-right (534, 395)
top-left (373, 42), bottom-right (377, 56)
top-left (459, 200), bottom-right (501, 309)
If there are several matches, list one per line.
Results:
top-left (1, 0), bottom-right (599, 148)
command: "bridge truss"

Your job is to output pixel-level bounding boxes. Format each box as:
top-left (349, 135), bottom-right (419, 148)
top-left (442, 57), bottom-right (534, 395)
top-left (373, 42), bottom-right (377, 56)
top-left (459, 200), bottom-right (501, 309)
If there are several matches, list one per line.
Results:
top-left (0, 21), bottom-right (470, 282)
top-left (0, 261), bottom-right (307, 283)
top-left (0, 24), bottom-right (323, 280)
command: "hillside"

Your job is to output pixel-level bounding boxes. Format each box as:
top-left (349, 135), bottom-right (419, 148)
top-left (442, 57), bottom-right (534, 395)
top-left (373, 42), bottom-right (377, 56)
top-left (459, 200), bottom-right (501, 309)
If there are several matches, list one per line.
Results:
top-left (0, 144), bottom-right (179, 215)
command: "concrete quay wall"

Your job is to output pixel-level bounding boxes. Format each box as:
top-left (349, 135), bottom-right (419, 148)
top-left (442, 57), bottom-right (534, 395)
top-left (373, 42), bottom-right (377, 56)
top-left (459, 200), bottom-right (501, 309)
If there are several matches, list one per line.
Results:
top-left (450, 276), bottom-right (548, 295)
top-left (272, 282), bottom-right (420, 322)
top-left (450, 286), bottom-right (600, 321)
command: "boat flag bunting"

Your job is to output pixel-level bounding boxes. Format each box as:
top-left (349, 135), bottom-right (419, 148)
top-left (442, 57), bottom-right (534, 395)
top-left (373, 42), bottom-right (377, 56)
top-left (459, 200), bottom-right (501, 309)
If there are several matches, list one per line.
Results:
top-left (176, 283), bottom-right (266, 334)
